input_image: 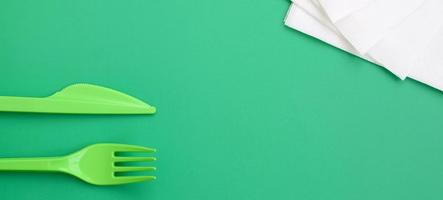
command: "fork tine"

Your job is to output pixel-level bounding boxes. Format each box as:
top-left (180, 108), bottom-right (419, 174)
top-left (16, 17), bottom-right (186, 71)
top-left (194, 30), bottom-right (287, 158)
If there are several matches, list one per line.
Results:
top-left (114, 166), bottom-right (156, 172)
top-left (113, 176), bottom-right (156, 184)
top-left (112, 144), bottom-right (156, 153)
top-left (114, 157), bottom-right (156, 162)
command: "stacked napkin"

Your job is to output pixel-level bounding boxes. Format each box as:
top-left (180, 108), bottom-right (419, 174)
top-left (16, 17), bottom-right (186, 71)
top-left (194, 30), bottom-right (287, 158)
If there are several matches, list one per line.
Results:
top-left (285, 0), bottom-right (443, 91)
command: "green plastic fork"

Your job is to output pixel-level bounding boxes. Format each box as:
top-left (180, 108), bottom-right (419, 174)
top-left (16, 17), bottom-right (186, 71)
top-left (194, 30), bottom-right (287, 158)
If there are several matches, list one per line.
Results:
top-left (0, 143), bottom-right (156, 185)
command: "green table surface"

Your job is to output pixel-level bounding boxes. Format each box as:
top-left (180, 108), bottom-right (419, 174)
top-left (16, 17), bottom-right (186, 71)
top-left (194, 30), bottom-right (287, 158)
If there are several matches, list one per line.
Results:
top-left (1, 0), bottom-right (443, 200)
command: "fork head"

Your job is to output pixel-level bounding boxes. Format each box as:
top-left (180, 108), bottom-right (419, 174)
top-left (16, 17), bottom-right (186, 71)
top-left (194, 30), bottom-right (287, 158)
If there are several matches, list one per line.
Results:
top-left (67, 143), bottom-right (156, 185)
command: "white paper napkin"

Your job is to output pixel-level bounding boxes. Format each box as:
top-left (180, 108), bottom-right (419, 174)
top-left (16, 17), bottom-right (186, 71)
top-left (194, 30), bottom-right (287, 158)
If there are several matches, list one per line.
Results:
top-left (293, 0), bottom-right (336, 31)
top-left (288, 0), bottom-right (396, 76)
top-left (367, 0), bottom-right (443, 79)
top-left (317, 0), bottom-right (372, 23)
top-left (326, 0), bottom-right (425, 53)
top-left (285, 3), bottom-right (353, 53)
top-left (408, 28), bottom-right (443, 90)
top-left (310, 0), bottom-right (320, 7)
top-left (285, 2), bottom-right (443, 91)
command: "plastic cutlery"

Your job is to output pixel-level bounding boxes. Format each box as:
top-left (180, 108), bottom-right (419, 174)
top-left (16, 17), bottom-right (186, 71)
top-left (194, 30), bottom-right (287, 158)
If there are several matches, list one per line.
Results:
top-left (0, 83), bottom-right (156, 114)
top-left (0, 143), bottom-right (157, 185)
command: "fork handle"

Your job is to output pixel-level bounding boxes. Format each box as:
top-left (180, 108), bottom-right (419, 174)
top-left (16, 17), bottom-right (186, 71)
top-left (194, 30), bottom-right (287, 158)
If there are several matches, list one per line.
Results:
top-left (0, 157), bottom-right (66, 172)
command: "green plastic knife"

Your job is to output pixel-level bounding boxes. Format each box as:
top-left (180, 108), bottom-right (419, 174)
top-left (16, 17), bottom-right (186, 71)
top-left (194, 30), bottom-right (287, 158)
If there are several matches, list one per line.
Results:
top-left (0, 83), bottom-right (156, 114)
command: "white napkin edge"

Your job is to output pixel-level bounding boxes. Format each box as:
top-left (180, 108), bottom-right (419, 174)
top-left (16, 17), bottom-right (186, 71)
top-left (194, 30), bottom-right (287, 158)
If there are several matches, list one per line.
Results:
top-left (285, 3), bottom-right (405, 78)
top-left (285, 3), bottom-right (443, 91)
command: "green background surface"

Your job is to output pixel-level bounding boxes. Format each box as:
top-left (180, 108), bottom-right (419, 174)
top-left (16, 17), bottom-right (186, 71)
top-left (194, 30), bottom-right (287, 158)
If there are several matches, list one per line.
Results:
top-left (1, 0), bottom-right (443, 199)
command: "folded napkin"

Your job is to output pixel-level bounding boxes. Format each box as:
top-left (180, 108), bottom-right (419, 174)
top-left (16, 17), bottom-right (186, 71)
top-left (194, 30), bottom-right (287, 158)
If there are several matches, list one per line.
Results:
top-left (367, 0), bottom-right (443, 79)
top-left (409, 28), bottom-right (443, 90)
top-left (286, 0), bottom-right (383, 67)
top-left (328, 0), bottom-right (425, 54)
top-left (285, 0), bottom-right (443, 91)
top-left (318, 0), bottom-right (371, 23)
